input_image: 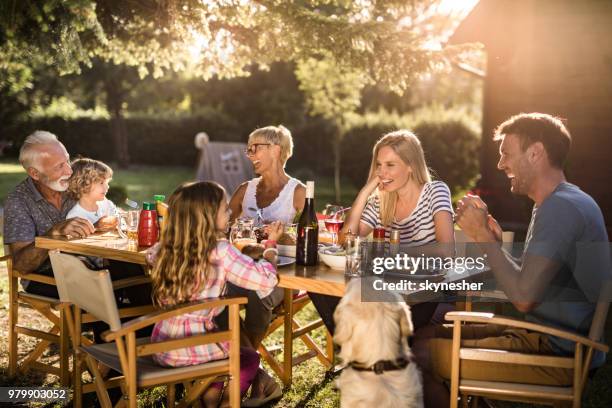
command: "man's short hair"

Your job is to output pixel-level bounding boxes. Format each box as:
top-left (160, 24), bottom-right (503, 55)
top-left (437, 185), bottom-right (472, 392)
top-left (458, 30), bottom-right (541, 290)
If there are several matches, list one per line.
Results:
top-left (19, 130), bottom-right (61, 170)
top-left (494, 113), bottom-right (571, 169)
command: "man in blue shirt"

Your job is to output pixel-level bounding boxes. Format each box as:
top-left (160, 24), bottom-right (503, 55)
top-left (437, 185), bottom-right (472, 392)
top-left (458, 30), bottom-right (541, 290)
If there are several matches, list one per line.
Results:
top-left (423, 113), bottom-right (611, 406)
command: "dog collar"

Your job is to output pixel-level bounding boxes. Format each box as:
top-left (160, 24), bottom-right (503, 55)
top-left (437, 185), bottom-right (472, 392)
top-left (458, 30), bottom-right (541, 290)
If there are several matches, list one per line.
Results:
top-left (348, 356), bottom-right (411, 375)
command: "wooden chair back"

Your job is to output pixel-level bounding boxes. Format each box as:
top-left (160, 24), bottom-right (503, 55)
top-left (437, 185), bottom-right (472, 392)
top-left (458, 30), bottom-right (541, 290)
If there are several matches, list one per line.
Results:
top-left (588, 280), bottom-right (611, 341)
top-left (49, 250), bottom-right (122, 331)
top-left (447, 284), bottom-right (611, 408)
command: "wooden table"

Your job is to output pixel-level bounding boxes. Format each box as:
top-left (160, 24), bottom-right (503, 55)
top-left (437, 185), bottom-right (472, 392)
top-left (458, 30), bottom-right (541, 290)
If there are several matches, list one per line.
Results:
top-left (36, 234), bottom-right (489, 298)
top-left (36, 234), bottom-right (349, 296)
top-left (36, 233), bottom-right (148, 265)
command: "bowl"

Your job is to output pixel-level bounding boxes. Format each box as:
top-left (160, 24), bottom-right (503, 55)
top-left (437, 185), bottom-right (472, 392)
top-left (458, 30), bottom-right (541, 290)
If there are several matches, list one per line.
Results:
top-left (318, 250), bottom-right (346, 271)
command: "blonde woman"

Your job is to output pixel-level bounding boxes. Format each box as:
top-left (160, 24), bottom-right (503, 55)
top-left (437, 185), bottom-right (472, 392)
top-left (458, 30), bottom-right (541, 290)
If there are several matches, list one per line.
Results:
top-left (229, 125), bottom-right (305, 224)
top-left (312, 130), bottom-right (455, 335)
top-left (344, 130), bottom-right (454, 250)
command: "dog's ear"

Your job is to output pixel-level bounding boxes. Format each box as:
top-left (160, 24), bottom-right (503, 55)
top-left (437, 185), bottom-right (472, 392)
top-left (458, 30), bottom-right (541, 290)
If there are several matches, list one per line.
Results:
top-left (399, 303), bottom-right (414, 338)
top-left (333, 303), bottom-right (354, 346)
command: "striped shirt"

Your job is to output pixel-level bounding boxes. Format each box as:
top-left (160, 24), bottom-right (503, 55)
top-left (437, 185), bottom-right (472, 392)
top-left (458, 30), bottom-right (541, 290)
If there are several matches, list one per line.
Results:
top-left (146, 239), bottom-right (277, 367)
top-left (360, 181), bottom-right (454, 245)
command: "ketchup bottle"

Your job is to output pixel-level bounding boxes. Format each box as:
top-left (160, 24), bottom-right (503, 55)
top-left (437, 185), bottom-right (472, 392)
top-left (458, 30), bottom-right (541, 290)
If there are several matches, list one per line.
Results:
top-left (138, 202), bottom-right (159, 247)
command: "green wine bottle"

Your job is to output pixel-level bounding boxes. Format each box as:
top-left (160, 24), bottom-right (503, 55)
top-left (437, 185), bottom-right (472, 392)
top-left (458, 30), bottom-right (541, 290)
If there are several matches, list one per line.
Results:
top-left (296, 181), bottom-right (318, 265)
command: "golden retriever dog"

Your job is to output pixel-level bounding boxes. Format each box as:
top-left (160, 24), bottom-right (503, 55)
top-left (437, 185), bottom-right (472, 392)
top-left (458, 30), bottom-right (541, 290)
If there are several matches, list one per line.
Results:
top-left (334, 279), bottom-right (423, 408)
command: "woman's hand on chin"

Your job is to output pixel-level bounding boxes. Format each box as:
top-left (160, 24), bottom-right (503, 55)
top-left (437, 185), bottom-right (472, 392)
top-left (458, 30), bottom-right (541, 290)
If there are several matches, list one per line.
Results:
top-left (363, 175), bottom-right (382, 195)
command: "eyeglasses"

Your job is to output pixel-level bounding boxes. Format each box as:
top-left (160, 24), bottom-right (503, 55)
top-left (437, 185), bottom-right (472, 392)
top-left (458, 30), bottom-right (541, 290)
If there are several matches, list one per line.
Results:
top-left (244, 143), bottom-right (271, 156)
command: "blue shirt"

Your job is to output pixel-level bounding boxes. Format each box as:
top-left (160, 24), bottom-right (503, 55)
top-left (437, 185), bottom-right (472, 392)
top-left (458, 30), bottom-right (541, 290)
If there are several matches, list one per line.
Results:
top-left (523, 182), bottom-right (610, 368)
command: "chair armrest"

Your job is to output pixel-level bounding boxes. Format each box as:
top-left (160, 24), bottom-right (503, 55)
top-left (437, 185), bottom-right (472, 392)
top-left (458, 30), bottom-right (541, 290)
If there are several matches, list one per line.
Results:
top-left (459, 290), bottom-right (508, 300)
top-left (111, 275), bottom-right (151, 290)
top-left (0, 254), bottom-right (11, 263)
top-left (13, 269), bottom-right (56, 286)
top-left (102, 296), bottom-right (248, 341)
top-left (445, 311), bottom-right (609, 353)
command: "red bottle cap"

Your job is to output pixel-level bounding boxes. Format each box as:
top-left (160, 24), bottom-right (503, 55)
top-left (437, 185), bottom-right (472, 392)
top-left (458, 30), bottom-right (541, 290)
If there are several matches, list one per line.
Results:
top-left (373, 227), bottom-right (386, 239)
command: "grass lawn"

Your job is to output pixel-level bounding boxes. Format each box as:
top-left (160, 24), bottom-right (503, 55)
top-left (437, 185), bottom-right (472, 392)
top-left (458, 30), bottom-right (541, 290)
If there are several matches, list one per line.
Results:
top-left (0, 159), bottom-right (357, 210)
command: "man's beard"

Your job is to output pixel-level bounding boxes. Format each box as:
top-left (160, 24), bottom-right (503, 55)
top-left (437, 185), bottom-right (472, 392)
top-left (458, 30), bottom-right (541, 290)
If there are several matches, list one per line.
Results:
top-left (40, 174), bottom-right (70, 192)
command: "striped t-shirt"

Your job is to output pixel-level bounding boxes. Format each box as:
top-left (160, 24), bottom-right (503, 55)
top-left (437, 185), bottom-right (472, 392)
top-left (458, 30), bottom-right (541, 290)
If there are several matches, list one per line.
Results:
top-left (360, 180), bottom-right (454, 245)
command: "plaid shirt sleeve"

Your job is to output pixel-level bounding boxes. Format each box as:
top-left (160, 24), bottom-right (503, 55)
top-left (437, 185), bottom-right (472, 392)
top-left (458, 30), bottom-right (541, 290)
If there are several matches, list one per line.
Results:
top-left (218, 241), bottom-right (278, 298)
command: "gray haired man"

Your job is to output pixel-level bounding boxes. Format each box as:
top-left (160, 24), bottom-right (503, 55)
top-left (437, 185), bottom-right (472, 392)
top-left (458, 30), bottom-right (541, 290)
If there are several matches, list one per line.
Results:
top-left (3, 131), bottom-right (151, 339)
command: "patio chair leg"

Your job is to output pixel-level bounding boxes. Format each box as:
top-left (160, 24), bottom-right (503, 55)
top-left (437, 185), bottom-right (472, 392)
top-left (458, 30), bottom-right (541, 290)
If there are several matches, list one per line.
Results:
top-left (325, 327), bottom-right (335, 365)
top-left (167, 383), bottom-right (176, 407)
top-left (8, 272), bottom-right (18, 378)
top-left (59, 309), bottom-right (70, 386)
top-left (86, 355), bottom-right (113, 408)
top-left (282, 289), bottom-right (294, 386)
top-left (176, 378), bottom-right (214, 408)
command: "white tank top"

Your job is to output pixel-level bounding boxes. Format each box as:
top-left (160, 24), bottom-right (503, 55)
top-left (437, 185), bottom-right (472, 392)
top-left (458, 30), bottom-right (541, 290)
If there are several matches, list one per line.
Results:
top-left (241, 177), bottom-right (299, 224)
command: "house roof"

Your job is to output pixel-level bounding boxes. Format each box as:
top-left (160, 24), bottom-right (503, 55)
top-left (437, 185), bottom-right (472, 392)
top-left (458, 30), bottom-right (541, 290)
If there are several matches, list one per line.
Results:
top-left (448, 0), bottom-right (525, 47)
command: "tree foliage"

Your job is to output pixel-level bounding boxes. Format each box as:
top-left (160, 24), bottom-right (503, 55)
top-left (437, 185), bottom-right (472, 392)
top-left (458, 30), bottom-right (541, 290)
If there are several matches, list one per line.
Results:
top-left (1, 0), bottom-right (466, 94)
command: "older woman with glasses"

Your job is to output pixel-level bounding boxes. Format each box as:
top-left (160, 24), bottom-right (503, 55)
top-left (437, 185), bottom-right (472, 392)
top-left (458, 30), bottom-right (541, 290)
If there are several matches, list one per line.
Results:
top-left (227, 125), bottom-right (305, 406)
top-left (230, 125), bottom-right (306, 224)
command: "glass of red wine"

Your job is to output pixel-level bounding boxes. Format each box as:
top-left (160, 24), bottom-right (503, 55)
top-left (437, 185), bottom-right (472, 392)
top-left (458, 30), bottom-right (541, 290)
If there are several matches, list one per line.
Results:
top-left (324, 205), bottom-right (345, 248)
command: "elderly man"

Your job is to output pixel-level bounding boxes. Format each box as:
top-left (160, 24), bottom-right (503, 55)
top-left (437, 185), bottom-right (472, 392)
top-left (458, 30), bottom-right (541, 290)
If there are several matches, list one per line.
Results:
top-left (3, 131), bottom-right (150, 309)
top-left (420, 113), bottom-right (611, 406)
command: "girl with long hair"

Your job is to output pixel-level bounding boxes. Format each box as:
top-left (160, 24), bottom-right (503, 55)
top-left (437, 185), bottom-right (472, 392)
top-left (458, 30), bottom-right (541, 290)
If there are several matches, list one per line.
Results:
top-left (148, 181), bottom-right (283, 407)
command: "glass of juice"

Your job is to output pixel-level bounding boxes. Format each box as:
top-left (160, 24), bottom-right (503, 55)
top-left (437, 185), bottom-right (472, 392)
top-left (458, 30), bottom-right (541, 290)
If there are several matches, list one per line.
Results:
top-left (125, 210), bottom-right (140, 246)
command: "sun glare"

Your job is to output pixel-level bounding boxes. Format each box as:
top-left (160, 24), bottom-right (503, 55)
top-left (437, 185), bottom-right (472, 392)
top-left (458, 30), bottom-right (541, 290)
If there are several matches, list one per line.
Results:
top-left (421, 0), bottom-right (479, 50)
top-left (437, 0), bottom-right (479, 16)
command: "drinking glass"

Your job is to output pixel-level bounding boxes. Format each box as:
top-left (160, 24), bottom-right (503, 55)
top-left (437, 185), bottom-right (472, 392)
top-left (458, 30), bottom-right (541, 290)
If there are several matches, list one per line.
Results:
top-left (231, 218), bottom-right (258, 250)
top-left (323, 205), bottom-right (345, 247)
top-left (282, 223), bottom-right (298, 245)
top-left (119, 210), bottom-right (140, 245)
top-left (345, 235), bottom-right (363, 278)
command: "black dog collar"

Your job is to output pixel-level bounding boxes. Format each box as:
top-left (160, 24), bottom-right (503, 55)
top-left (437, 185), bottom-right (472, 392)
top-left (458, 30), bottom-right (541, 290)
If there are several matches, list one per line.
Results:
top-left (349, 356), bottom-right (411, 375)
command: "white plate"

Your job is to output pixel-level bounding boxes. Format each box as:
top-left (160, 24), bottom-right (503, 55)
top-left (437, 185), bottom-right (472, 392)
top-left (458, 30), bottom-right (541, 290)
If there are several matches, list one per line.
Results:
top-left (277, 256), bottom-right (296, 267)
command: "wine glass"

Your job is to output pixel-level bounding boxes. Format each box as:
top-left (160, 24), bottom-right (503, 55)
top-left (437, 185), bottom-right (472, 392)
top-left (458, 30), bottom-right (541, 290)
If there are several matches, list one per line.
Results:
top-left (231, 218), bottom-right (257, 250)
top-left (323, 205), bottom-right (345, 248)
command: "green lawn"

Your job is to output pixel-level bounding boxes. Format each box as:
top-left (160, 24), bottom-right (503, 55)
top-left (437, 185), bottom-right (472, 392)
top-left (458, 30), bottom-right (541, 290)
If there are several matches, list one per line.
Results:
top-left (0, 159), bottom-right (357, 210)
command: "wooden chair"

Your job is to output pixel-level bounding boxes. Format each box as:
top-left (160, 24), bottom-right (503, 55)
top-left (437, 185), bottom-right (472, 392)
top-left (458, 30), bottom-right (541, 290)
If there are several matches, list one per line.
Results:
top-left (4, 244), bottom-right (151, 386)
top-left (258, 290), bottom-right (334, 386)
top-left (3, 245), bottom-right (71, 385)
top-left (49, 250), bottom-right (247, 408)
top-left (446, 281), bottom-right (611, 408)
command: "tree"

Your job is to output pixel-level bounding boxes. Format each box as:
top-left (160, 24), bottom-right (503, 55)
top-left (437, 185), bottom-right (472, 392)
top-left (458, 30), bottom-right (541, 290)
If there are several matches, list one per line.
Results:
top-left (1, 0), bottom-right (470, 164)
top-left (296, 54), bottom-right (368, 202)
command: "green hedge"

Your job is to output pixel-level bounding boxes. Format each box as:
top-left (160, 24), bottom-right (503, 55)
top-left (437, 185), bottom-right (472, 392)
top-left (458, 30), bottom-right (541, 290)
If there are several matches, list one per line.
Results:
top-left (340, 108), bottom-right (481, 195)
top-left (6, 112), bottom-right (242, 166)
top-left (5, 107), bottom-right (480, 195)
